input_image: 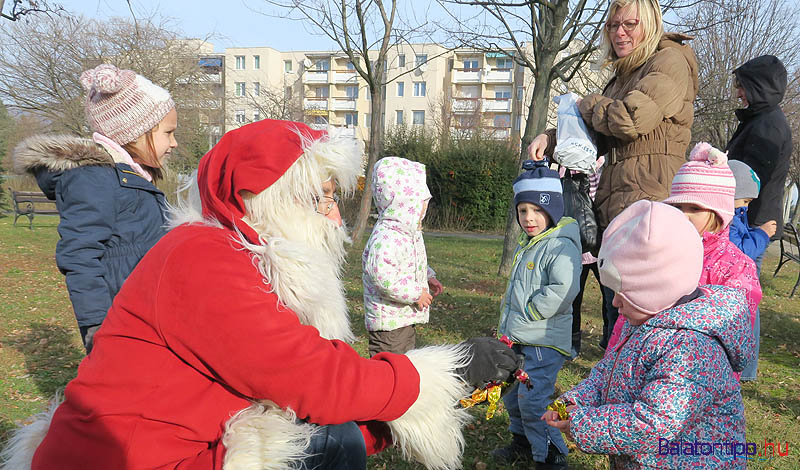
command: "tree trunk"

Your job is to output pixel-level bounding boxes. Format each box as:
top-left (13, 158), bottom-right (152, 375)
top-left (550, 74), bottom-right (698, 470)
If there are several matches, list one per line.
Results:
top-left (351, 86), bottom-right (385, 243)
top-left (497, 4), bottom-right (564, 276)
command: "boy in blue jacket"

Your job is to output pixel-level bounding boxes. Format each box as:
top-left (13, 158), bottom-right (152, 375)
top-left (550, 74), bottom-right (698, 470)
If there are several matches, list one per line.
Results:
top-left (491, 160), bottom-right (581, 469)
top-left (728, 159), bottom-right (775, 382)
top-left (728, 160), bottom-right (776, 261)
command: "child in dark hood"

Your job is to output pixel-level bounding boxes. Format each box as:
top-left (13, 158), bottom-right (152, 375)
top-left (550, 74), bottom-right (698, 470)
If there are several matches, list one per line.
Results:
top-left (545, 200), bottom-right (754, 469)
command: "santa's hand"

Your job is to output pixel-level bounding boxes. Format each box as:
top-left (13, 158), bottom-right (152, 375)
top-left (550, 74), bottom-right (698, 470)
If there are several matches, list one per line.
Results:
top-left (456, 337), bottom-right (523, 389)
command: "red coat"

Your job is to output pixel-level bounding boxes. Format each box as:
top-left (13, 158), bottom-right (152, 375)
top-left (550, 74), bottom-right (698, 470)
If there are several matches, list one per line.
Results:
top-left (32, 224), bottom-right (420, 469)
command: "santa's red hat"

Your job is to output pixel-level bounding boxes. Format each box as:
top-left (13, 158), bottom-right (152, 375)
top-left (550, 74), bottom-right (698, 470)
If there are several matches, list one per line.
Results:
top-left (197, 119), bottom-right (328, 244)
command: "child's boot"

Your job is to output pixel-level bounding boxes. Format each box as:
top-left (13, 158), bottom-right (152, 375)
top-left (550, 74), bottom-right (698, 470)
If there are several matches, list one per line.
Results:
top-left (536, 443), bottom-right (568, 470)
top-left (490, 433), bottom-right (533, 464)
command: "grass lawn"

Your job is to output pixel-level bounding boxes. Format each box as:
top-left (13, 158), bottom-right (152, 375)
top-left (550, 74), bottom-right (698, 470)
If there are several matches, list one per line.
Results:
top-left (1, 215), bottom-right (798, 469)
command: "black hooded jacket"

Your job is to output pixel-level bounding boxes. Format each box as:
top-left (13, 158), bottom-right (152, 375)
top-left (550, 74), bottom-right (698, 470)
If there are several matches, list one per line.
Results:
top-left (726, 55), bottom-right (792, 241)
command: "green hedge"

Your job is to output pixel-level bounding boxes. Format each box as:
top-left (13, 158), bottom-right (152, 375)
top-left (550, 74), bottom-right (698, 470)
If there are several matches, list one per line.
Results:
top-left (382, 126), bottom-right (519, 231)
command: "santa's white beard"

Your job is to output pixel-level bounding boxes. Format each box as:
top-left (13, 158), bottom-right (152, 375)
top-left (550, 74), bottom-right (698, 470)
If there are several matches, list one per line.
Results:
top-left (241, 203), bottom-right (355, 343)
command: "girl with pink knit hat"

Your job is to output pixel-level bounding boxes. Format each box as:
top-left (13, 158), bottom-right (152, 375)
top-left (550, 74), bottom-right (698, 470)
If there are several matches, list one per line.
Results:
top-left (14, 64), bottom-right (177, 353)
top-left (543, 200), bottom-right (754, 469)
top-left (605, 143), bottom-right (762, 369)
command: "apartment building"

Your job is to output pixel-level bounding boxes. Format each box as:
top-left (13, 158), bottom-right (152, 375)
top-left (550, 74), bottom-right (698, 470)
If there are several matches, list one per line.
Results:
top-left (220, 42), bottom-right (594, 146)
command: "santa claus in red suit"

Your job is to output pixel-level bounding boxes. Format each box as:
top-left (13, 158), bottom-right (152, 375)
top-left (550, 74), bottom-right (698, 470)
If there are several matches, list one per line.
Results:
top-left (3, 119), bottom-right (520, 470)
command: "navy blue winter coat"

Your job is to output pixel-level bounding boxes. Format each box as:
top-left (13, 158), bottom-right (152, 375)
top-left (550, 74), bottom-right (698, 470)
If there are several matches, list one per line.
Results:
top-left (15, 135), bottom-right (168, 328)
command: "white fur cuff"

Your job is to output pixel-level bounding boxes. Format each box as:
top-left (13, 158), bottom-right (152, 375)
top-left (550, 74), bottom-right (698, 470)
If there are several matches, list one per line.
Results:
top-left (389, 345), bottom-right (472, 470)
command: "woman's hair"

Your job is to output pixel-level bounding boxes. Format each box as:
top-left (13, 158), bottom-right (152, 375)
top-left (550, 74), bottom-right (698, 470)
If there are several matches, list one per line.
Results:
top-left (122, 123), bottom-right (164, 181)
top-left (600, 0), bottom-right (664, 76)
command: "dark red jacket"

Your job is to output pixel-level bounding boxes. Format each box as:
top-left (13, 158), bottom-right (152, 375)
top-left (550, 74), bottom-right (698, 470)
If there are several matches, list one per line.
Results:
top-left (32, 224), bottom-right (419, 469)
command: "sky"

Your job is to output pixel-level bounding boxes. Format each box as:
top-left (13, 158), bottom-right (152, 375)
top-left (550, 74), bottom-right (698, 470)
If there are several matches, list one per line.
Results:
top-left (60, 0), bottom-right (442, 52)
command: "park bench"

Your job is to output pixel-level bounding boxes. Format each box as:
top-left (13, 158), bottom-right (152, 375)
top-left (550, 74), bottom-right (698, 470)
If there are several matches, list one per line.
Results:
top-left (9, 189), bottom-right (59, 230)
top-left (773, 223), bottom-right (800, 298)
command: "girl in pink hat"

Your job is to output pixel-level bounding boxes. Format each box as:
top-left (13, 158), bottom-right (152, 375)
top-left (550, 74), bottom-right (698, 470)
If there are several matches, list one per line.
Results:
top-left (605, 143), bottom-right (761, 370)
top-left (544, 200), bottom-right (754, 469)
top-left (14, 64), bottom-right (177, 353)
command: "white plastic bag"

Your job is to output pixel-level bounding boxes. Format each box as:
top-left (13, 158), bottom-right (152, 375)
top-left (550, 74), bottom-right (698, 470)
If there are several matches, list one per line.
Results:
top-left (553, 93), bottom-right (597, 174)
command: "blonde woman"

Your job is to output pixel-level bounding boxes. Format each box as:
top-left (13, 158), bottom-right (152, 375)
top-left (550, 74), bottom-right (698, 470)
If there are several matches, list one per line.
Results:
top-left (528, 0), bottom-right (698, 348)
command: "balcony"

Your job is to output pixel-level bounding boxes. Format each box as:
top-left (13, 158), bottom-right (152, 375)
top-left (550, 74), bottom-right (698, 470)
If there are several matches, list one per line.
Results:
top-left (303, 70), bottom-right (329, 83)
top-left (304, 98), bottom-right (329, 112)
top-left (331, 98), bottom-right (357, 111)
top-left (449, 127), bottom-right (475, 139)
top-left (453, 68), bottom-right (482, 83)
top-left (482, 98), bottom-right (512, 112)
top-left (488, 127), bottom-right (511, 139)
top-left (332, 125), bottom-right (357, 138)
top-left (484, 68), bottom-right (513, 83)
top-left (333, 70), bottom-right (358, 83)
top-left (451, 98), bottom-right (480, 114)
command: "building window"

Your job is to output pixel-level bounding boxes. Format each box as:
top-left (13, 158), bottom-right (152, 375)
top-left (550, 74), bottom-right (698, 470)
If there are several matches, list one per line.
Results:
top-left (284, 60), bottom-right (293, 73)
top-left (494, 114), bottom-right (511, 128)
top-left (398, 54), bottom-right (406, 68)
top-left (496, 57), bottom-right (512, 69)
top-left (346, 61), bottom-right (356, 70)
top-left (235, 55), bottom-right (245, 70)
top-left (463, 58), bottom-right (479, 71)
top-left (316, 86), bottom-right (329, 98)
top-left (345, 112), bottom-right (358, 127)
top-left (235, 110), bottom-right (246, 124)
top-left (495, 87), bottom-right (511, 99)
top-left (397, 82), bottom-right (404, 97)
top-left (316, 59), bottom-right (330, 71)
top-left (517, 86), bottom-right (523, 101)
top-left (346, 85), bottom-right (359, 99)
top-left (412, 110), bottom-right (424, 125)
top-left (314, 115), bottom-right (327, 125)
top-left (235, 82), bottom-right (246, 97)
top-left (515, 115), bottom-right (521, 130)
top-left (415, 54), bottom-right (428, 66)
top-left (396, 110), bottom-right (404, 125)
top-left (365, 113), bottom-right (371, 128)
top-left (413, 81), bottom-right (426, 97)
top-left (254, 110), bottom-right (261, 121)
top-left (254, 82), bottom-right (261, 96)
top-left (285, 86), bottom-right (292, 99)
top-left (254, 55), bottom-right (261, 69)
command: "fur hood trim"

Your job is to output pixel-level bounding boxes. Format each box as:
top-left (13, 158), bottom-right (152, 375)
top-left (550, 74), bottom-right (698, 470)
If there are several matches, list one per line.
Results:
top-left (13, 134), bottom-right (114, 175)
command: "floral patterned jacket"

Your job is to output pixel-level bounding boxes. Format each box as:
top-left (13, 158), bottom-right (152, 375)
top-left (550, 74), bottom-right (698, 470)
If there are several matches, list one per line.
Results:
top-left (562, 285), bottom-right (754, 469)
top-left (362, 157), bottom-right (435, 331)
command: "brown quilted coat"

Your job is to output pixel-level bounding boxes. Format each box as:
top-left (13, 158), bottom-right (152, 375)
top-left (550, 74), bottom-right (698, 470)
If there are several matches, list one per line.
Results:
top-left (550, 33), bottom-right (698, 231)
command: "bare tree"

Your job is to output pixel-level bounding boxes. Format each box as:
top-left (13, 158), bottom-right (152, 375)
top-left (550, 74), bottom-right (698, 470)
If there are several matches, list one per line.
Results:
top-left (0, 0), bottom-right (62, 21)
top-left (678, 0), bottom-right (800, 148)
top-left (783, 71), bottom-right (800, 225)
top-left (439, 0), bottom-right (608, 275)
top-left (262, 0), bottom-right (450, 243)
top-left (0, 12), bottom-right (219, 170)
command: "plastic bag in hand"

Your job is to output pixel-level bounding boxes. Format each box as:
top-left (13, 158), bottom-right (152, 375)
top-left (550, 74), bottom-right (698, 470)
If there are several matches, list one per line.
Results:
top-left (553, 92), bottom-right (597, 174)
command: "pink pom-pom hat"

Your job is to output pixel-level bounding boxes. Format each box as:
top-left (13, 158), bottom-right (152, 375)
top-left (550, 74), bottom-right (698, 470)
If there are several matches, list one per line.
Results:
top-left (662, 142), bottom-right (736, 228)
top-left (80, 64), bottom-right (175, 145)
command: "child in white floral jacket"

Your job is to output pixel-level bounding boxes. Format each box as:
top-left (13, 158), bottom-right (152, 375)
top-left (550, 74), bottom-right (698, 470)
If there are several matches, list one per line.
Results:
top-left (362, 157), bottom-right (443, 357)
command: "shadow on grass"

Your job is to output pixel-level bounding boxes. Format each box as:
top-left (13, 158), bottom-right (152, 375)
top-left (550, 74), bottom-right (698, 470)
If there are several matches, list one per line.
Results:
top-left (4, 322), bottom-right (83, 398)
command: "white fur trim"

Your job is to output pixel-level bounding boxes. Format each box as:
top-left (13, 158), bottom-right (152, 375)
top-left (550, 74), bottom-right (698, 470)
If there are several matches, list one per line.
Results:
top-left (389, 345), bottom-right (473, 470)
top-left (0, 393), bottom-right (62, 470)
top-left (222, 401), bottom-right (316, 470)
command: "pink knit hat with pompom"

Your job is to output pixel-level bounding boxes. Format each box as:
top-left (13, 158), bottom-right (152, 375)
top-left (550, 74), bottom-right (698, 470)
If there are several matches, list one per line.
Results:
top-left (80, 64), bottom-right (175, 145)
top-left (662, 142), bottom-right (736, 228)
top-left (598, 200), bottom-right (703, 317)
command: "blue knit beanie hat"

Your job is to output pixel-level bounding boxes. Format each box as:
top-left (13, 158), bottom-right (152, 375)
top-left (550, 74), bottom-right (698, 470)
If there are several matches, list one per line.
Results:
top-left (513, 160), bottom-right (564, 226)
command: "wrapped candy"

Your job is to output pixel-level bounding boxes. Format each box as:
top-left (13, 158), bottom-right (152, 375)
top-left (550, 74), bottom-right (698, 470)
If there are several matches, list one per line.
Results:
top-left (458, 335), bottom-right (533, 419)
top-left (547, 399), bottom-right (570, 421)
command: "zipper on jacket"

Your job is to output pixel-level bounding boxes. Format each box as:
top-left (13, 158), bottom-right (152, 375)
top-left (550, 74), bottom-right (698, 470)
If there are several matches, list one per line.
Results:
top-left (604, 333), bottom-right (631, 403)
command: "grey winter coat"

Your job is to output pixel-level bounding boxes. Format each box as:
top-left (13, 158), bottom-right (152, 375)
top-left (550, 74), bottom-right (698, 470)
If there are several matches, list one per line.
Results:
top-left (497, 218), bottom-right (582, 355)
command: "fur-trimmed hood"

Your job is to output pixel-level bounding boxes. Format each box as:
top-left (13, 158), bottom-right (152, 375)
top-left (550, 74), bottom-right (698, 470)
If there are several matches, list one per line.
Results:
top-left (13, 134), bottom-right (115, 174)
top-left (13, 135), bottom-right (115, 199)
